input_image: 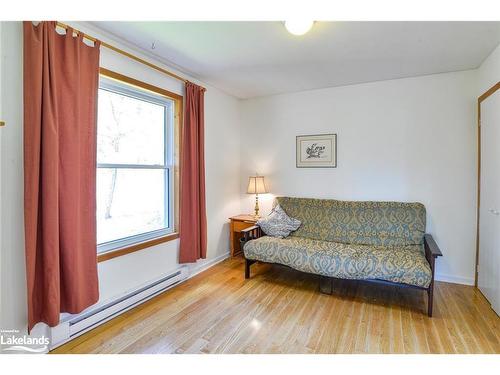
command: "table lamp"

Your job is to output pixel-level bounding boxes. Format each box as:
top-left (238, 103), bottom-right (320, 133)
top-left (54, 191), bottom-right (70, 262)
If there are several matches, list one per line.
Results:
top-left (246, 175), bottom-right (268, 218)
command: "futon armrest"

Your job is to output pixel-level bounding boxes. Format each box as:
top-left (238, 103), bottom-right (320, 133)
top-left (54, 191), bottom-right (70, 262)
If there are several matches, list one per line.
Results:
top-left (424, 234), bottom-right (443, 259)
top-left (241, 225), bottom-right (263, 243)
top-left (241, 225), bottom-right (259, 234)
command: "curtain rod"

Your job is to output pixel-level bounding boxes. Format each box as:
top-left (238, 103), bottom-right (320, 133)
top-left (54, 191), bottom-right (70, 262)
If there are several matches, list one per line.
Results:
top-left (56, 21), bottom-right (205, 90)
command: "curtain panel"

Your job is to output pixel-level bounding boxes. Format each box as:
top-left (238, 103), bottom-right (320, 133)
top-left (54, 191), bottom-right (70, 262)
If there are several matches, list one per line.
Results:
top-left (23, 21), bottom-right (101, 331)
top-left (179, 82), bottom-right (207, 263)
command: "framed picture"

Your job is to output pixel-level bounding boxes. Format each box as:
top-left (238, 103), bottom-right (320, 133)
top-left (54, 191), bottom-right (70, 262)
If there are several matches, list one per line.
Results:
top-left (296, 133), bottom-right (337, 168)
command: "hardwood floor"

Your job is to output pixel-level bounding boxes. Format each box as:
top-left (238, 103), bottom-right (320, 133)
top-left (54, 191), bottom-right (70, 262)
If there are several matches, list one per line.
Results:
top-left (52, 257), bottom-right (500, 354)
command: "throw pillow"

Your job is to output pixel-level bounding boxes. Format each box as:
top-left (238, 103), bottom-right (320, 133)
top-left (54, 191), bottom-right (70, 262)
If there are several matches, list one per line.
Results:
top-left (257, 204), bottom-right (301, 238)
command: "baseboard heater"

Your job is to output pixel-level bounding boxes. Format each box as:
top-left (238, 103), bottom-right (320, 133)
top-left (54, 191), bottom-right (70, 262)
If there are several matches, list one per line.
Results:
top-left (49, 266), bottom-right (189, 349)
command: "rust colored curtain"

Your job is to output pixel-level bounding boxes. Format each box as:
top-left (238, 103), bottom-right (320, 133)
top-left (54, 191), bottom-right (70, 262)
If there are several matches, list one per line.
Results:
top-left (23, 22), bottom-right (101, 331)
top-left (179, 82), bottom-right (207, 263)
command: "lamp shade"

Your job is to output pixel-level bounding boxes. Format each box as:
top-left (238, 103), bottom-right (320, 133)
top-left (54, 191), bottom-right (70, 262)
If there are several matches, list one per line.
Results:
top-left (247, 176), bottom-right (268, 194)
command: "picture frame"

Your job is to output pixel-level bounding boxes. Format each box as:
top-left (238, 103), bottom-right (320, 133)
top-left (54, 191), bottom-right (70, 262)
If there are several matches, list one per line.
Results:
top-left (296, 133), bottom-right (337, 168)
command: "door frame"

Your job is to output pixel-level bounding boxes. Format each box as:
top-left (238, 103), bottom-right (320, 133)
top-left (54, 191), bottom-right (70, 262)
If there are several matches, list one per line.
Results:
top-left (475, 81), bottom-right (500, 287)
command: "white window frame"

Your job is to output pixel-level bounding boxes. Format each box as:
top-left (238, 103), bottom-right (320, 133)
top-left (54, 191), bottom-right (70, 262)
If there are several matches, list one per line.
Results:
top-left (96, 77), bottom-right (175, 254)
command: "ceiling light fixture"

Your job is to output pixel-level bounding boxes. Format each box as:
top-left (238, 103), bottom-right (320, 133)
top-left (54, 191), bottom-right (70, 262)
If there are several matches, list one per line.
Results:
top-left (284, 20), bottom-right (314, 36)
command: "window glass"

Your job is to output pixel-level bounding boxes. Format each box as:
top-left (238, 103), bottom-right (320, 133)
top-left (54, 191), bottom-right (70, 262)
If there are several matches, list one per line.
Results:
top-left (96, 78), bottom-right (174, 253)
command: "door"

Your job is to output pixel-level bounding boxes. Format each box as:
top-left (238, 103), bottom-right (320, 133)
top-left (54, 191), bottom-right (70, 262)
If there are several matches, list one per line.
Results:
top-left (478, 87), bottom-right (500, 315)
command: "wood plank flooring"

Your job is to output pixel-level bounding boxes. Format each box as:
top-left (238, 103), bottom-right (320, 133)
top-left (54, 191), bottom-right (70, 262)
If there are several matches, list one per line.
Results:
top-left (52, 257), bottom-right (500, 354)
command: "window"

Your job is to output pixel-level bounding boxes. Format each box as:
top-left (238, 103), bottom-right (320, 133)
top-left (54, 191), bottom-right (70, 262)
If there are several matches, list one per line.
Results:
top-left (96, 72), bottom-right (178, 254)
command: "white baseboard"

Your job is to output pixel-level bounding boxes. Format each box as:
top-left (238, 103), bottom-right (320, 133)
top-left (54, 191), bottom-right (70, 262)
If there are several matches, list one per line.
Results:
top-left (435, 273), bottom-right (474, 286)
top-left (188, 251), bottom-right (230, 278)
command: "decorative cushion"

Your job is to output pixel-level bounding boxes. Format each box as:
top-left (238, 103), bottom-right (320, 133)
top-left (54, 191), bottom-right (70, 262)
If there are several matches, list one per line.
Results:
top-left (276, 197), bottom-right (426, 247)
top-left (256, 204), bottom-right (301, 238)
top-left (243, 236), bottom-right (432, 288)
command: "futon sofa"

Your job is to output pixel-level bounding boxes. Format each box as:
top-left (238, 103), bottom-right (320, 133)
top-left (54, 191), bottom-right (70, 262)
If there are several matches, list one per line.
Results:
top-left (241, 197), bottom-right (442, 316)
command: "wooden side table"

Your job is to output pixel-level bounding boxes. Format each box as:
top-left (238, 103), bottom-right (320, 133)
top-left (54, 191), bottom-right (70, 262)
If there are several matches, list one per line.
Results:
top-left (229, 214), bottom-right (258, 257)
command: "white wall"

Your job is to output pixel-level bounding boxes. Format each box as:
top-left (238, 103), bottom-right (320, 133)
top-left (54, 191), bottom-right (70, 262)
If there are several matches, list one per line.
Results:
top-left (477, 43), bottom-right (500, 94)
top-left (0, 20), bottom-right (3, 334)
top-left (0, 21), bottom-right (241, 336)
top-left (240, 70), bottom-right (478, 285)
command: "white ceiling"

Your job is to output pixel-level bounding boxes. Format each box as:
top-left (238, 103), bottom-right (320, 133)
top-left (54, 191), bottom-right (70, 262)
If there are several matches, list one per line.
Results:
top-left (92, 21), bottom-right (500, 99)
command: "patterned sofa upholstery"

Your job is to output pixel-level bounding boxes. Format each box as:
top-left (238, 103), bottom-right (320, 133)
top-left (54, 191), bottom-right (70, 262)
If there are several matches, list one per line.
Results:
top-left (242, 197), bottom-right (442, 316)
